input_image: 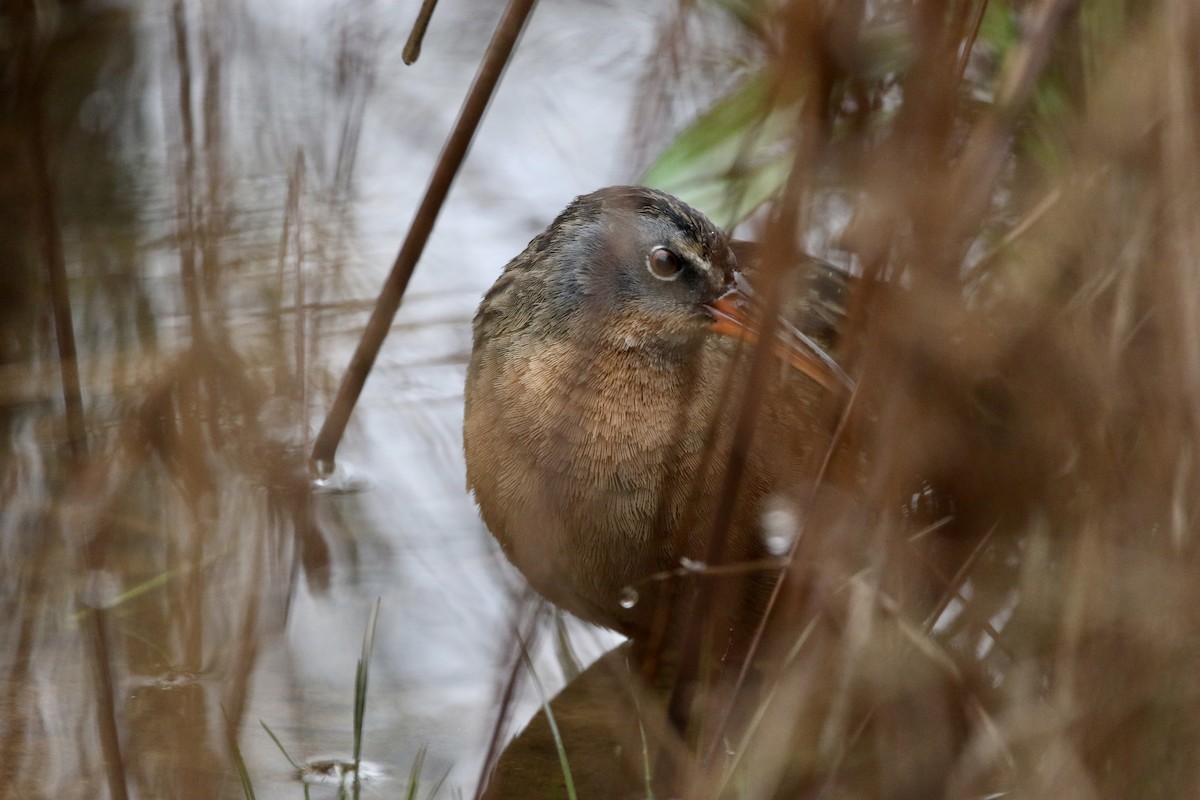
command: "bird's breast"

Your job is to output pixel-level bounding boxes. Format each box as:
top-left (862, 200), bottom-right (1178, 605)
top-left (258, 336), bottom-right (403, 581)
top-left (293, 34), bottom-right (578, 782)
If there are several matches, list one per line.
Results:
top-left (509, 337), bottom-right (704, 494)
top-left (464, 331), bottom-right (724, 627)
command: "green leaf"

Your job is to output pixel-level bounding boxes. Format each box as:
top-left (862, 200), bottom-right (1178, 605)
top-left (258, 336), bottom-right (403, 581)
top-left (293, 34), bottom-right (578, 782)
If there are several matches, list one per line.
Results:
top-left (641, 72), bottom-right (799, 228)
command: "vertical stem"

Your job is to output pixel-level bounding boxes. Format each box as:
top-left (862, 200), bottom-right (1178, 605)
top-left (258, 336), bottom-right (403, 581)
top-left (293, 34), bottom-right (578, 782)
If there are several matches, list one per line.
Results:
top-left (170, 0), bottom-right (208, 673)
top-left (21, 6), bottom-right (87, 462)
top-left (310, 0), bottom-right (540, 467)
top-left (84, 607), bottom-right (131, 800)
top-left (171, 0), bottom-right (205, 334)
top-left (291, 151), bottom-right (309, 446)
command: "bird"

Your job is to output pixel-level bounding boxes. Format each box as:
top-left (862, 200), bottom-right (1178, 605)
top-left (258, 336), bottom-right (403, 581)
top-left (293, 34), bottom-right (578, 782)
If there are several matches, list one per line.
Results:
top-left (463, 186), bottom-right (848, 641)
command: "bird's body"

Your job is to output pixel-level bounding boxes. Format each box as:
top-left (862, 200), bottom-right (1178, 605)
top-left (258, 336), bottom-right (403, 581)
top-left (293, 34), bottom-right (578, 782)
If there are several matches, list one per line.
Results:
top-left (464, 187), bottom-right (832, 636)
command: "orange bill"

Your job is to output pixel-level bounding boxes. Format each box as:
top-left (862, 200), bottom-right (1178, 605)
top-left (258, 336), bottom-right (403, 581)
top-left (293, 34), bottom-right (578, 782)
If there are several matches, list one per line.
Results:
top-left (705, 288), bottom-right (853, 395)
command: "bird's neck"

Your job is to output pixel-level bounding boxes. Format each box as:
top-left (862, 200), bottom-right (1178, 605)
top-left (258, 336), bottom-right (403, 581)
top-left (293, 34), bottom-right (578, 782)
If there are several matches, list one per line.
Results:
top-left (566, 308), bottom-right (706, 374)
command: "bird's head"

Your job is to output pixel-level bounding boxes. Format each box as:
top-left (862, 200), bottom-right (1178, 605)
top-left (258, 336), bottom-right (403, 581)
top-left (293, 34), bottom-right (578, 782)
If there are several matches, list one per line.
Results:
top-left (481, 185), bottom-right (848, 392)
top-left (533, 186), bottom-right (738, 351)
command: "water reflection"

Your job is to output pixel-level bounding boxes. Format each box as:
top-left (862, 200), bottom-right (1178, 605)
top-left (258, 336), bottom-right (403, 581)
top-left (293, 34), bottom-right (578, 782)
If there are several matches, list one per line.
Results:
top-left (2, 0), bottom-right (652, 796)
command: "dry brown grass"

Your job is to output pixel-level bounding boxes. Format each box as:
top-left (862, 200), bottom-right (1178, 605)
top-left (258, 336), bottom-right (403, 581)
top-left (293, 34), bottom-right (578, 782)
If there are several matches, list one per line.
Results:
top-left (490, 2), bottom-right (1200, 798)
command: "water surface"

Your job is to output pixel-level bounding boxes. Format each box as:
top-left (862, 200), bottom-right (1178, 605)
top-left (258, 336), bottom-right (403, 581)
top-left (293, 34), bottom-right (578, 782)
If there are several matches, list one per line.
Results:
top-left (0, 0), bottom-right (700, 795)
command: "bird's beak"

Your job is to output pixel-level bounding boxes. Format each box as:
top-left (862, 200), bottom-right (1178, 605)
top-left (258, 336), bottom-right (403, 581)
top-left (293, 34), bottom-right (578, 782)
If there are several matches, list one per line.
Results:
top-left (704, 273), bottom-right (854, 395)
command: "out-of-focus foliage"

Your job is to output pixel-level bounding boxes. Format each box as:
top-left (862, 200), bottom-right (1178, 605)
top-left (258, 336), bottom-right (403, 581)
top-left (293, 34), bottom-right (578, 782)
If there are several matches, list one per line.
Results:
top-left (584, 1), bottom-right (1200, 798)
top-left (642, 73), bottom-right (797, 228)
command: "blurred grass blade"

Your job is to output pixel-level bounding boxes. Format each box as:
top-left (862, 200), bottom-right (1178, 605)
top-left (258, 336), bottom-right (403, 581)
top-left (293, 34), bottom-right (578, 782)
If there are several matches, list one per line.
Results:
top-left (551, 609), bottom-right (582, 683)
top-left (222, 705), bottom-right (256, 800)
top-left (424, 764), bottom-right (451, 800)
top-left (638, 718), bottom-right (655, 800)
top-left (518, 638), bottom-right (577, 800)
top-left (259, 720), bottom-right (303, 771)
top-left (406, 744), bottom-right (427, 800)
top-left (353, 597), bottom-right (382, 796)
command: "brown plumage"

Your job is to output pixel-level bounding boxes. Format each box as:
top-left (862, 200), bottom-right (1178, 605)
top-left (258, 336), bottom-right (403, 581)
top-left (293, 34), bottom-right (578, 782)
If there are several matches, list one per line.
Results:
top-left (464, 186), bottom-right (837, 638)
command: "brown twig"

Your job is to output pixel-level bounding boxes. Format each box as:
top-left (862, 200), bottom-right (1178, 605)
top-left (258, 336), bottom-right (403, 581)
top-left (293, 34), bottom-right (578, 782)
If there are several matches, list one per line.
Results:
top-left (83, 607), bottom-right (131, 800)
top-left (940, 0), bottom-right (1079, 270)
top-left (704, 0), bottom-right (1080, 774)
top-left (20, 4), bottom-right (87, 463)
top-left (703, 363), bottom-right (863, 767)
top-left (311, 0), bottom-right (540, 468)
top-left (665, 94), bottom-right (820, 747)
top-left (403, 0), bottom-right (440, 65)
top-left (955, 0), bottom-right (990, 83)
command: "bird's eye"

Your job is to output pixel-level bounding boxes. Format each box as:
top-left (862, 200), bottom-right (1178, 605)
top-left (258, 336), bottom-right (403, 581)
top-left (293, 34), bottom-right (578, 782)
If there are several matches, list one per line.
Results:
top-left (647, 247), bottom-right (683, 281)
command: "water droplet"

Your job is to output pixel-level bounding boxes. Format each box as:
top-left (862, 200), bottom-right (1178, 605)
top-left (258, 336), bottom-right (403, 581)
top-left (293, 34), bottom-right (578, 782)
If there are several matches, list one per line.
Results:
top-left (151, 670), bottom-right (200, 690)
top-left (762, 498), bottom-right (799, 556)
top-left (764, 533), bottom-right (791, 556)
top-left (81, 569), bottom-right (121, 608)
top-left (298, 758), bottom-right (384, 785)
top-left (309, 459), bottom-right (372, 494)
top-left (618, 586), bottom-right (638, 609)
top-left (311, 458), bottom-right (335, 487)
